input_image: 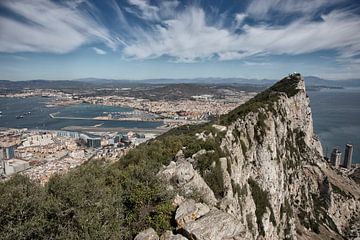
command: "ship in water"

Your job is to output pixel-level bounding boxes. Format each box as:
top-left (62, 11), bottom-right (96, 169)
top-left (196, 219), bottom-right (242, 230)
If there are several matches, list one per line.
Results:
top-left (16, 112), bottom-right (31, 119)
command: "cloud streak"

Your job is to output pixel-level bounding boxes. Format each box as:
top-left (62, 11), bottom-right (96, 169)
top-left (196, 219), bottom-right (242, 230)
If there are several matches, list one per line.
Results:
top-left (92, 47), bottom-right (107, 55)
top-left (246, 0), bottom-right (339, 18)
top-left (0, 0), bottom-right (118, 53)
top-left (123, 5), bottom-right (360, 63)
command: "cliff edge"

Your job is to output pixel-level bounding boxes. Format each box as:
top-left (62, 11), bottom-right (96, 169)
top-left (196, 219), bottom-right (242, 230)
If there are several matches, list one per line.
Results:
top-left (143, 73), bottom-right (360, 240)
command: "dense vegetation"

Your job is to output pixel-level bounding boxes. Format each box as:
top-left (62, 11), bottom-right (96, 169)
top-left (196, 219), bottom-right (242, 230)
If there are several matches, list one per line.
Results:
top-left (0, 123), bottom-right (227, 239)
top-left (0, 145), bottom-right (176, 239)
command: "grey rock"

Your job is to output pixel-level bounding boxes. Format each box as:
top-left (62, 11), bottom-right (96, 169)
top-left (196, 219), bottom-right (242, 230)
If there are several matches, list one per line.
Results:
top-left (175, 150), bottom-right (185, 162)
top-left (134, 228), bottom-right (159, 240)
top-left (192, 149), bottom-right (206, 159)
top-left (172, 160), bottom-right (195, 186)
top-left (158, 159), bottom-right (217, 206)
top-left (160, 231), bottom-right (188, 240)
top-left (181, 209), bottom-right (243, 240)
top-left (175, 199), bottom-right (210, 228)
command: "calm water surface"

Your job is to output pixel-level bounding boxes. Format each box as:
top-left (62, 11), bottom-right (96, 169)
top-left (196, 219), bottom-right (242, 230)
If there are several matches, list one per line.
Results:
top-left (0, 97), bottom-right (161, 129)
top-left (308, 87), bottom-right (360, 163)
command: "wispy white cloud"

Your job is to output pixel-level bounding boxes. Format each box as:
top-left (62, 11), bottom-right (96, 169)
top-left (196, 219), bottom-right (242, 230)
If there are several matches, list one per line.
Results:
top-left (123, 7), bottom-right (237, 61)
top-left (108, 0), bottom-right (129, 26)
top-left (246, 0), bottom-right (344, 19)
top-left (234, 13), bottom-right (247, 28)
top-left (92, 47), bottom-right (107, 55)
top-left (126, 0), bottom-right (160, 21)
top-left (125, 0), bottom-right (179, 22)
top-left (123, 5), bottom-right (360, 63)
top-left (236, 11), bottom-right (360, 57)
top-left (243, 61), bottom-right (272, 66)
top-left (0, 0), bottom-right (119, 53)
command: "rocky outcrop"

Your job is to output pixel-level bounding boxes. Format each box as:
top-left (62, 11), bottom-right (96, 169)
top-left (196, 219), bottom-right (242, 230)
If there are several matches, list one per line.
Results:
top-left (180, 209), bottom-right (244, 240)
top-left (158, 151), bottom-right (217, 206)
top-left (148, 74), bottom-right (360, 240)
top-left (175, 199), bottom-right (210, 228)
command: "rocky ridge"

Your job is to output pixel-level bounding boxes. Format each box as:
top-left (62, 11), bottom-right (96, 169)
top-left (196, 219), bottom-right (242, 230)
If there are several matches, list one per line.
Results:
top-left (136, 74), bottom-right (360, 240)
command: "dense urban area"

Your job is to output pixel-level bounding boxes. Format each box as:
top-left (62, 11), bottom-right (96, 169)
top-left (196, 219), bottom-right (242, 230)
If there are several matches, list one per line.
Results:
top-left (0, 83), bottom-right (258, 183)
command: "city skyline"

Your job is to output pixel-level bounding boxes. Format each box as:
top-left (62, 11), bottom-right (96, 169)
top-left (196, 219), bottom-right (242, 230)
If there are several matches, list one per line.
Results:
top-left (0, 0), bottom-right (360, 81)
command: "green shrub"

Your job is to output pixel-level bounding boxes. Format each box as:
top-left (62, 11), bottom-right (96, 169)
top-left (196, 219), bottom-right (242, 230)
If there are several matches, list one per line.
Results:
top-left (195, 151), bottom-right (225, 199)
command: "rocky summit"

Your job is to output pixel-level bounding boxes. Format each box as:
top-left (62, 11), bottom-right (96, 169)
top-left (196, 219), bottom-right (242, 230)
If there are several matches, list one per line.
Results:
top-left (136, 73), bottom-right (360, 240)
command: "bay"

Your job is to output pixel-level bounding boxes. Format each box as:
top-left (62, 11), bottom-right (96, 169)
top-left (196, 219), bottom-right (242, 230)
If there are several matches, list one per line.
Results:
top-left (0, 97), bottom-right (162, 130)
top-left (1, 89), bottom-right (359, 164)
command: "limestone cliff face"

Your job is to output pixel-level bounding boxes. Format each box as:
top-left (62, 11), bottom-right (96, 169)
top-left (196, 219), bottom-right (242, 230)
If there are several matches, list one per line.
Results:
top-left (137, 74), bottom-right (360, 240)
top-left (217, 75), bottom-right (360, 240)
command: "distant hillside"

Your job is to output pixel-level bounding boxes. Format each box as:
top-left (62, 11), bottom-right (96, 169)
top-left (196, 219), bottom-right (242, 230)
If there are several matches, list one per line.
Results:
top-left (1, 76), bottom-right (359, 90)
top-left (0, 79), bottom-right (146, 89)
top-left (305, 76), bottom-right (360, 87)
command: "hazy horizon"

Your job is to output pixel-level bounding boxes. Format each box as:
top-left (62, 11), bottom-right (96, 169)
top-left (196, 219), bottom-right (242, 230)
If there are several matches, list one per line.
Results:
top-left (1, 75), bottom-right (360, 82)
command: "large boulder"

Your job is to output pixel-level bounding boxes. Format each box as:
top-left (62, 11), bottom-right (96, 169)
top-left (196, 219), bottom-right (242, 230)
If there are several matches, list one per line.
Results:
top-left (175, 199), bottom-right (210, 228)
top-left (158, 159), bottom-right (217, 206)
top-left (180, 210), bottom-right (243, 240)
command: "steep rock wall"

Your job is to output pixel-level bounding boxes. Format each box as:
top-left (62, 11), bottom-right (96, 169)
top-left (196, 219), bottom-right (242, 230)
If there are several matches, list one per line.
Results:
top-left (152, 74), bottom-right (360, 240)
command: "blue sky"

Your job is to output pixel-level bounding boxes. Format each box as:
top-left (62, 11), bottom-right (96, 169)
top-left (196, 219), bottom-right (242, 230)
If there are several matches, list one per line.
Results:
top-left (0, 0), bottom-right (359, 81)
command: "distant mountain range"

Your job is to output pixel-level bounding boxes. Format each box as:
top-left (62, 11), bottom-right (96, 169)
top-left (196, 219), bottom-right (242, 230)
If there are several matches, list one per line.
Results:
top-left (0, 76), bottom-right (359, 89)
top-left (303, 76), bottom-right (360, 87)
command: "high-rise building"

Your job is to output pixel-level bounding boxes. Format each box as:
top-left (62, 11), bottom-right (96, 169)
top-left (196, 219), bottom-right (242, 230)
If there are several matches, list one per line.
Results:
top-left (0, 146), bottom-right (15, 160)
top-left (80, 133), bottom-right (101, 148)
top-left (87, 138), bottom-right (101, 148)
top-left (0, 159), bottom-right (4, 175)
top-left (0, 146), bottom-right (15, 175)
top-left (343, 144), bottom-right (353, 169)
top-left (114, 133), bottom-right (123, 143)
top-left (330, 148), bottom-right (341, 168)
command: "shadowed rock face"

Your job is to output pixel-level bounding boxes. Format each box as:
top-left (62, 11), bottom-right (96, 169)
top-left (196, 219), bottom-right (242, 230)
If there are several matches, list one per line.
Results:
top-left (152, 74), bottom-right (360, 240)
